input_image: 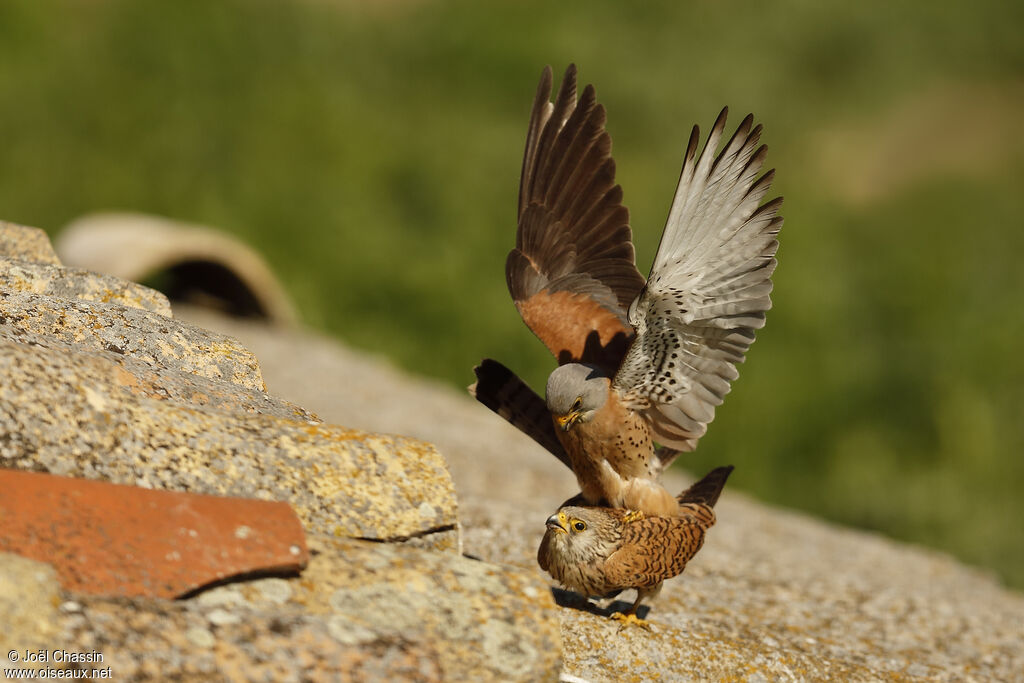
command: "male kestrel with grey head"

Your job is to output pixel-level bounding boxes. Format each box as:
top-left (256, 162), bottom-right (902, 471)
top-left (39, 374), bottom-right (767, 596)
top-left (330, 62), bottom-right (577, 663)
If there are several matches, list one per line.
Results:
top-left (471, 65), bottom-right (781, 515)
top-left (538, 465), bottom-right (733, 627)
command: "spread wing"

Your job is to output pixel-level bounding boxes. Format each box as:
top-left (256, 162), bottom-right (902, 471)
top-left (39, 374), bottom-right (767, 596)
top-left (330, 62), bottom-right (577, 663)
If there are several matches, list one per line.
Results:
top-left (603, 514), bottom-right (711, 588)
top-left (469, 358), bottom-right (571, 467)
top-left (507, 64), bottom-right (645, 373)
top-left (613, 108), bottom-right (783, 450)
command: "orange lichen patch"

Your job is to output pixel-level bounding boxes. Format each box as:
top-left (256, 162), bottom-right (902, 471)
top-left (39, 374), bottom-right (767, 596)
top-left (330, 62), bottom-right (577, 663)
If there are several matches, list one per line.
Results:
top-left (0, 469), bottom-right (308, 599)
top-left (517, 289), bottom-right (632, 371)
top-left (111, 365), bottom-right (145, 393)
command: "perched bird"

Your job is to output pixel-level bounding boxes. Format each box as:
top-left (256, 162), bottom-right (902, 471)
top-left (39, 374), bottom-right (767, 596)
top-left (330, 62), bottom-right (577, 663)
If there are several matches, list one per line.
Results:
top-left (538, 465), bottom-right (733, 628)
top-left (471, 65), bottom-right (781, 515)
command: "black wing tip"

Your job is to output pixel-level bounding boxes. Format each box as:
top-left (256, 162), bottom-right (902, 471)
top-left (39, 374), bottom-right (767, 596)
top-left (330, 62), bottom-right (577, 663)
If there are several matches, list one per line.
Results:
top-left (713, 106), bottom-right (731, 132)
top-left (536, 66), bottom-right (554, 100)
top-left (470, 358), bottom-right (515, 411)
top-left (685, 124), bottom-right (701, 162)
top-left (473, 357), bottom-right (511, 379)
top-left (556, 64), bottom-right (578, 100)
top-left (468, 359), bottom-right (489, 397)
top-left (536, 64), bottom-right (578, 100)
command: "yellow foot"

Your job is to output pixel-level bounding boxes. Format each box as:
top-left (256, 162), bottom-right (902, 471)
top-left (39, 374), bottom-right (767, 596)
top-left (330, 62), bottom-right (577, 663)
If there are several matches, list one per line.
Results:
top-left (609, 611), bottom-right (652, 632)
top-left (622, 509), bottom-right (646, 524)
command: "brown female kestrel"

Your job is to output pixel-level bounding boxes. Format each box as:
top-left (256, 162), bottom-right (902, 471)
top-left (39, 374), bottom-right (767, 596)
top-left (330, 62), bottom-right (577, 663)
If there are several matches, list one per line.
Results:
top-left (538, 465), bottom-right (733, 628)
top-left (471, 65), bottom-right (781, 515)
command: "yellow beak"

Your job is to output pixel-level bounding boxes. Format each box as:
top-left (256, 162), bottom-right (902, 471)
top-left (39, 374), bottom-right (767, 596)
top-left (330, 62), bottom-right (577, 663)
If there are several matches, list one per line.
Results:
top-left (556, 412), bottom-right (579, 431)
top-left (545, 511), bottom-right (568, 534)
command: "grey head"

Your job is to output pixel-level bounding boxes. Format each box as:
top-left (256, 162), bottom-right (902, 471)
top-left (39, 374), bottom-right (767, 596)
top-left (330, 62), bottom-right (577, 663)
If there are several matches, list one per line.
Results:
top-left (545, 363), bottom-right (610, 430)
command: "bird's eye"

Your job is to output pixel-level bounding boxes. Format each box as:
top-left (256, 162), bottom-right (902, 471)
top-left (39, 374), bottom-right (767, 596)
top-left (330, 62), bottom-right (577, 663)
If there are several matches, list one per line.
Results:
top-left (571, 397), bottom-right (582, 411)
top-left (572, 520), bottom-right (586, 532)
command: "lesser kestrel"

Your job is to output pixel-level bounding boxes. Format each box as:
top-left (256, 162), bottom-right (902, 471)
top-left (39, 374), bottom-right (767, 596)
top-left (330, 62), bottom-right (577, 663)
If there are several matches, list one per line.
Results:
top-left (538, 465), bottom-right (733, 627)
top-left (471, 65), bottom-right (781, 515)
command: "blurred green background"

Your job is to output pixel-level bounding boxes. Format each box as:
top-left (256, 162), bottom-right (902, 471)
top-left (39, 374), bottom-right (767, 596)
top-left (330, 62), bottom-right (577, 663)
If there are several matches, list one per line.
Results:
top-left (2, 0), bottom-right (1022, 587)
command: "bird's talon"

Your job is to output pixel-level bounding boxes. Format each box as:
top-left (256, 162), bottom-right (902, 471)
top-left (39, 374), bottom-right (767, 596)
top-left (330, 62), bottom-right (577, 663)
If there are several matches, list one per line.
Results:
top-left (622, 509), bottom-right (645, 524)
top-left (609, 611), bottom-right (652, 632)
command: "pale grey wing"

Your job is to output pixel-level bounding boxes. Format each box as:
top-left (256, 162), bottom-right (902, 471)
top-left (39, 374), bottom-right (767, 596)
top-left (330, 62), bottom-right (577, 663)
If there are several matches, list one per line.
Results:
top-left (613, 108), bottom-right (782, 451)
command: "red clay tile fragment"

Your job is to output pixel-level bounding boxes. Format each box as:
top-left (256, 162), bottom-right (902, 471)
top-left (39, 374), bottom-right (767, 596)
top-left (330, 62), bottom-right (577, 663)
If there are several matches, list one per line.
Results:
top-left (0, 469), bottom-right (309, 599)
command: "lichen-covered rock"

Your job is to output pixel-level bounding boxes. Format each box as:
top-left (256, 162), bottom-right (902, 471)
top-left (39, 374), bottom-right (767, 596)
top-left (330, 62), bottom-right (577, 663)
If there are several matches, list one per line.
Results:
top-left (0, 325), bottom-right (318, 423)
top-left (298, 536), bottom-right (561, 680)
top-left (0, 553), bottom-right (61, 673)
top-left (58, 538), bottom-right (560, 681)
top-left (0, 259), bottom-right (171, 316)
top-left (0, 338), bottom-right (458, 550)
top-left (0, 221), bottom-right (61, 265)
top-left (0, 291), bottom-right (265, 391)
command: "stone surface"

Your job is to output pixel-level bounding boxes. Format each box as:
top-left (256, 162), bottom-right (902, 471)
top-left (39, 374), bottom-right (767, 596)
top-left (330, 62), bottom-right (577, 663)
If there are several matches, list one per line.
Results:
top-left (0, 469), bottom-right (308, 599)
top-left (57, 537), bottom-right (561, 681)
top-left (0, 220), bottom-right (61, 265)
top-left (0, 337), bottom-right (458, 550)
top-left (0, 291), bottom-right (266, 391)
top-left (182, 306), bottom-right (1024, 683)
top-left (301, 536), bottom-right (561, 680)
top-left (0, 258), bottom-right (171, 316)
top-left (0, 325), bottom-right (318, 423)
top-left (0, 553), bottom-right (60, 673)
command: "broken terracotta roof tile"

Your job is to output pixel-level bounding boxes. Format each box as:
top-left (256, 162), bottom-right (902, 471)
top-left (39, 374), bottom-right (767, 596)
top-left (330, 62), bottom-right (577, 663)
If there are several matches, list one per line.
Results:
top-left (0, 469), bottom-right (308, 599)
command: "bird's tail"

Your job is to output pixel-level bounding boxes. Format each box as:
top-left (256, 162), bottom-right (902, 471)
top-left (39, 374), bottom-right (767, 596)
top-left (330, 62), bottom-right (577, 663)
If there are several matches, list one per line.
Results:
top-left (469, 358), bottom-right (571, 469)
top-left (676, 465), bottom-right (734, 508)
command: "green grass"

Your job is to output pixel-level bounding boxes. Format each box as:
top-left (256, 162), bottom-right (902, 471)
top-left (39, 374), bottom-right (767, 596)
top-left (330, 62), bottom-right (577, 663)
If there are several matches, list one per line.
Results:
top-left (1, 0), bottom-right (1022, 587)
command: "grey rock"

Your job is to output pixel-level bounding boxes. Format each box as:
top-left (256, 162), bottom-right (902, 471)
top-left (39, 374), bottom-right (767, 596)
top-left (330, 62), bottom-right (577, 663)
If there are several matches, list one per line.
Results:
top-left (0, 221), bottom-right (61, 265)
top-left (0, 291), bottom-right (265, 391)
top-left (205, 608), bottom-right (242, 626)
top-left (0, 553), bottom-right (60, 672)
top-left (0, 324), bottom-right (318, 423)
top-left (183, 626), bottom-right (215, 649)
top-left (0, 258), bottom-right (171, 316)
